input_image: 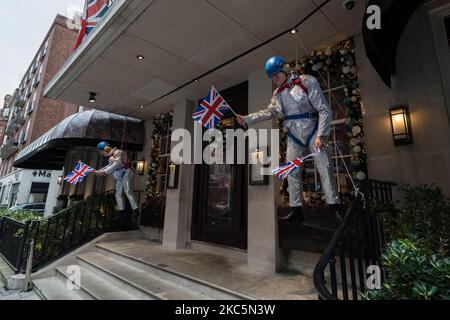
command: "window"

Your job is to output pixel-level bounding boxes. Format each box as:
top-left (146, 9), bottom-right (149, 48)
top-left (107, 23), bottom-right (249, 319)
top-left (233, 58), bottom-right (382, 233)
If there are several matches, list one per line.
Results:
top-left (24, 120), bottom-right (31, 142)
top-left (18, 128), bottom-right (25, 145)
top-left (26, 85), bottom-right (32, 98)
top-left (299, 70), bottom-right (353, 197)
top-left (42, 40), bottom-right (48, 59)
top-left (32, 60), bottom-right (38, 73)
top-left (28, 182), bottom-right (49, 203)
top-left (32, 69), bottom-right (41, 88)
top-left (156, 118), bottom-right (173, 195)
top-left (27, 93), bottom-right (37, 114)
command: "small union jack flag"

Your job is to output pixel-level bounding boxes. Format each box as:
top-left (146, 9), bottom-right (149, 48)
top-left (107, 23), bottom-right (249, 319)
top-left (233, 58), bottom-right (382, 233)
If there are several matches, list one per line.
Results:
top-left (272, 158), bottom-right (305, 180)
top-left (192, 86), bottom-right (231, 129)
top-left (272, 151), bottom-right (321, 180)
top-left (74, 0), bottom-right (111, 50)
top-left (64, 161), bottom-right (96, 185)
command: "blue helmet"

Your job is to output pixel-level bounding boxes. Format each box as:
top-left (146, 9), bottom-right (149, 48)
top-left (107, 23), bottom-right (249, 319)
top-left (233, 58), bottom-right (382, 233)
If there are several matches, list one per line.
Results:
top-left (97, 141), bottom-right (111, 151)
top-left (265, 56), bottom-right (287, 78)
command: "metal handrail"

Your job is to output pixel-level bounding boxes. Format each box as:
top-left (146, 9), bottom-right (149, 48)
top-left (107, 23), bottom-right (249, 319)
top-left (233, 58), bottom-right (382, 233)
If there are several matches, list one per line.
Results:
top-left (313, 180), bottom-right (396, 300)
top-left (0, 189), bottom-right (128, 274)
top-left (313, 198), bottom-right (363, 300)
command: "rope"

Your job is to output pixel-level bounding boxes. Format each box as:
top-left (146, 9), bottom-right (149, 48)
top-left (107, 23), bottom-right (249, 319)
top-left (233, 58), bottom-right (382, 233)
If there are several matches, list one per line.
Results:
top-left (121, 116), bottom-right (127, 149)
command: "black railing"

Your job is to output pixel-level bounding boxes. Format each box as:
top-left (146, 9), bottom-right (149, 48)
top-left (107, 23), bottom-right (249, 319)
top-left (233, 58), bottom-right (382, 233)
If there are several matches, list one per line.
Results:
top-left (0, 190), bottom-right (131, 273)
top-left (0, 218), bottom-right (31, 272)
top-left (313, 180), bottom-right (395, 300)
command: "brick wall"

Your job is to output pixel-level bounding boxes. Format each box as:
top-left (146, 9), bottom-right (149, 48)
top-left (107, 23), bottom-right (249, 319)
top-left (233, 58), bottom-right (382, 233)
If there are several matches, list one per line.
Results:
top-left (27, 18), bottom-right (79, 145)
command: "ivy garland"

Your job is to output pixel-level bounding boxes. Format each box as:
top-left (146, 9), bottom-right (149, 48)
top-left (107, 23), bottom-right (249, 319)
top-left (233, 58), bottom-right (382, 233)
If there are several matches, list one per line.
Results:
top-left (146, 111), bottom-right (173, 199)
top-left (279, 38), bottom-right (368, 205)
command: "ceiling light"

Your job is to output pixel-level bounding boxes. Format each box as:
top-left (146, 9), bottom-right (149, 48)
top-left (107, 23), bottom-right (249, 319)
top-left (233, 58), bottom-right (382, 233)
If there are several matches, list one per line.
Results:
top-left (136, 55), bottom-right (145, 60)
top-left (89, 92), bottom-right (96, 103)
top-left (139, 105), bottom-right (145, 109)
top-left (291, 28), bottom-right (297, 34)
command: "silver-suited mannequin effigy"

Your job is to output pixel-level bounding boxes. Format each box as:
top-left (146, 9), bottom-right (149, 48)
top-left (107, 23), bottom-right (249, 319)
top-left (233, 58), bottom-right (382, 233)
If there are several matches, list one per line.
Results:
top-left (239, 56), bottom-right (340, 223)
top-left (96, 141), bottom-right (139, 217)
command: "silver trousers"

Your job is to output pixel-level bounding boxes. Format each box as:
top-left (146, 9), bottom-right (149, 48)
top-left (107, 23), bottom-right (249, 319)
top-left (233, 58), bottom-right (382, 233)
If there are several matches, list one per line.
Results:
top-left (115, 169), bottom-right (139, 211)
top-left (287, 135), bottom-right (340, 207)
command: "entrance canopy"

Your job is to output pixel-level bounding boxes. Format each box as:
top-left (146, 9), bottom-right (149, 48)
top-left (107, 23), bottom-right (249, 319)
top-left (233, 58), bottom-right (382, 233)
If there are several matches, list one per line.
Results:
top-left (44, 0), bottom-right (365, 119)
top-left (13, 110), bottom-right (145, 170)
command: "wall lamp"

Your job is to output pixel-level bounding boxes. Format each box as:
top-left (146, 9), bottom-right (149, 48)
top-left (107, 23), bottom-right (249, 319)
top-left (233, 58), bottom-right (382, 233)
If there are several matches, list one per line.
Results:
top-left (89, 92), bottom-right (97, 103)
top-left (389, 104), bottom-right (413, 146)
top-left (57, 175), bottom-right (63, 185)
top-left (136, 159), bottom-right (145, 175)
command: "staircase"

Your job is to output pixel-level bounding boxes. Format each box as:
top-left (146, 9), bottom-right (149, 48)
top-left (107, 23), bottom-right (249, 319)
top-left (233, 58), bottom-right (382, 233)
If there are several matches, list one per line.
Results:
top-left (31, 235), bottom-right (255, 300)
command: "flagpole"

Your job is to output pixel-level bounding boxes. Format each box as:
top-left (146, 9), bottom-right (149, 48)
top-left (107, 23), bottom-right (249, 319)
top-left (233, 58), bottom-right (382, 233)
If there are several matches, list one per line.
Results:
top-left (211, 85), bottom-right (239, 117)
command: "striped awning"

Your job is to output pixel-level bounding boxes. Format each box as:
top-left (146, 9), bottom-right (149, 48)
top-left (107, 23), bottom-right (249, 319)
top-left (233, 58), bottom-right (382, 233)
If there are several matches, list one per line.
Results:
top-left (13, 110), bottom-right (145, 170)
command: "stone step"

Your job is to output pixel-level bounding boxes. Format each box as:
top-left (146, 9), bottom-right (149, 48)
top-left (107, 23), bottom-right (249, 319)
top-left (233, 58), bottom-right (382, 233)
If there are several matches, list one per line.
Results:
top-left (94, 242), bottom-right (255, 300)
top-left (55, 265), bottom-right (142, 300)
top-left (33, 277), bottom-right (90, 300)
top-left (77, 251), bottom-right (212, 300)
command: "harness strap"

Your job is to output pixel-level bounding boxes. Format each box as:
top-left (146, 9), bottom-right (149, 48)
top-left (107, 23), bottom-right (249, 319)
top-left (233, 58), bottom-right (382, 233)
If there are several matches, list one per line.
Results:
top-left (287, 121), bottom-right (319, 148)
top-left (275, 77), bottom-right (309, 96)
top-left (285, 111), bottom-right (319, 121)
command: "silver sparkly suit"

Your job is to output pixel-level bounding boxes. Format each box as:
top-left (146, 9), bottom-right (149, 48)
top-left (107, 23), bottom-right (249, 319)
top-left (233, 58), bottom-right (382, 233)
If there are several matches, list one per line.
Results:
top-left (99, 148), bottom-right (139, 211)
top-left (245, 74), bottom-right (340, 207)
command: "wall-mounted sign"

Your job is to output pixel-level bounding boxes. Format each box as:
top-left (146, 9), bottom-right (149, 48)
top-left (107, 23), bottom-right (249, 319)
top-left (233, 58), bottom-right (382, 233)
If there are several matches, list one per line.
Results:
top-left (32, 170), bottom-right (51, 178)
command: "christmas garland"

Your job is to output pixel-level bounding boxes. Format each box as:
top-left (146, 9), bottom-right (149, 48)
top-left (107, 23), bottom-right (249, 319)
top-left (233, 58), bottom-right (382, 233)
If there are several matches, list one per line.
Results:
top-left (146, 111), bottom-right (173, 199)
top-left (279, 38), bottom-right (367, 206)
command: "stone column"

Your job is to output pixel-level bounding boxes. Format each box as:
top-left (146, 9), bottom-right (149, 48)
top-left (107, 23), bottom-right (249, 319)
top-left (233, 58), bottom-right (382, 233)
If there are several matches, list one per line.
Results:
top-left (162, 100), bottom-right (195, 249)
top-left (247, 68), bottom-right (283, 272)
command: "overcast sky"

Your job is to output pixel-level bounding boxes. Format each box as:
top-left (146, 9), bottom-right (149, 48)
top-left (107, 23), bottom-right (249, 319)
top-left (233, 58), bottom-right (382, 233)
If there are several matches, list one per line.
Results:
top-left (0, 0), bottom-right (85, 101)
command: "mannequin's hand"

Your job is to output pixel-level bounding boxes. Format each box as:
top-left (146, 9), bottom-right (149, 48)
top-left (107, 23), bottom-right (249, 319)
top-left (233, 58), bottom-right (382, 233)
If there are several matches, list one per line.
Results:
top-left (236, 114), bottom-right (248, 129)
top-left (314, 136), bottom-right (323, 150)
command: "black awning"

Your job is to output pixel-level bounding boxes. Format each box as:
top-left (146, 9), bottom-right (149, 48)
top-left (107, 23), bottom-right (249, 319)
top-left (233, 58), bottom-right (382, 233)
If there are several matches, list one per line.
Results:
top-left (13, 110), bottom-right (146, 170)
top-left (362, 0), bottom-right (423, 87)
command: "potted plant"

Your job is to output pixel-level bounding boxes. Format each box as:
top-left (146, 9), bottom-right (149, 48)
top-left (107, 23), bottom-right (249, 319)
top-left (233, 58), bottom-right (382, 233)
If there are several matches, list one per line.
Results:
top-left (56, 194), bottom-right (68, 209)
top-left (69, 194), bottom-right (84, 207)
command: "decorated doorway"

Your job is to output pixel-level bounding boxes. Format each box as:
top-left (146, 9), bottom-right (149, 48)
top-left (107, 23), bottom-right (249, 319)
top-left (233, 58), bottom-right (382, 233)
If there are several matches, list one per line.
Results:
top-left (141, 112), bottom-right (174, 228)
top-left (191, 82), bottom-right (248, 249)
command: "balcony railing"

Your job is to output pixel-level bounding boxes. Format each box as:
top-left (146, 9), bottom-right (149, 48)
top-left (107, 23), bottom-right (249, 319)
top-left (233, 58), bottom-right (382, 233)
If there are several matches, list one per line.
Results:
top-left (5, 122), bottom-right (19, 137)
top-left (14, 114), bottom-right (26, 125)
top-left (0, 139), bottom-right (19, 159)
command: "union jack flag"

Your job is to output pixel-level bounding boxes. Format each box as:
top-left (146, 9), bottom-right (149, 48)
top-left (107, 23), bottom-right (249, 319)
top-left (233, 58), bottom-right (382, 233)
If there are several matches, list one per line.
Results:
top-left (272, 151), bottom-right (321, 180)
top-left (272, 158), bottom-right (304, 180)
top-left (73, 0), bottom-right (111, 50)
top-left (64, 161), bottom-right (96, 185)
top-left (192, 86), bottom-right (231, 129)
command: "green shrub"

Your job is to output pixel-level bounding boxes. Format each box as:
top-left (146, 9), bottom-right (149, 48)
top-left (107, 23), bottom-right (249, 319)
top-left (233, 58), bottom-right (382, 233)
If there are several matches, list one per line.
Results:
top-left (0, 209), bottom-right (43, 223)
top-left (362, 238), bottom-right (450, 300)
top-left (372, 184), bottom-right (450, 255)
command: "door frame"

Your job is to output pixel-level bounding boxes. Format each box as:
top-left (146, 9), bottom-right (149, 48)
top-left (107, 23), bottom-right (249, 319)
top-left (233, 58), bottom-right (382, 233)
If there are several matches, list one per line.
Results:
top-left (191, 82), bottom-right (249, 250)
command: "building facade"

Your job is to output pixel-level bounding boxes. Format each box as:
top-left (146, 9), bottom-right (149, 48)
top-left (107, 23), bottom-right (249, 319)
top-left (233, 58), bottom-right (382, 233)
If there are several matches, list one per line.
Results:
top-left (39, 0), bottom-right (450, 271)
top-left (0, 15), bottom-right (79, 214)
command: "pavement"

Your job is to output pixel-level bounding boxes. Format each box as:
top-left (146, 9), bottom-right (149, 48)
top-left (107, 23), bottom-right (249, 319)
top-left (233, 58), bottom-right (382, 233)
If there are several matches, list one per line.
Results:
top-left (0, 285), bottom-right (41, 300)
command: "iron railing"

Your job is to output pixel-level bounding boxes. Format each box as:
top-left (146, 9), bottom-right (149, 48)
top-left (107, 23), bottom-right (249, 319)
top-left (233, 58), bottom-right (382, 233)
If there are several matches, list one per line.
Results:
top-left (0, 218), bottom-right (31, 272)
top-left (0, 190), bottom-right (132, 273)
top-left (313, 180), bottom-right (395, 300)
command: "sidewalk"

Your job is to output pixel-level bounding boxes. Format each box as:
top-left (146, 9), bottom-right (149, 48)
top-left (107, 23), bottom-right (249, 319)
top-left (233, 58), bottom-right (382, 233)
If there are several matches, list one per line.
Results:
top-left (0, 286), bottom-right (40, 300)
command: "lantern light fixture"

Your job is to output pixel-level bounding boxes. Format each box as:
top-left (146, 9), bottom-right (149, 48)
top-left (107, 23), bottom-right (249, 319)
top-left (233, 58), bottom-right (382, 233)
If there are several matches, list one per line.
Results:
top-left (389, 104), bottom-right (413, 146)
